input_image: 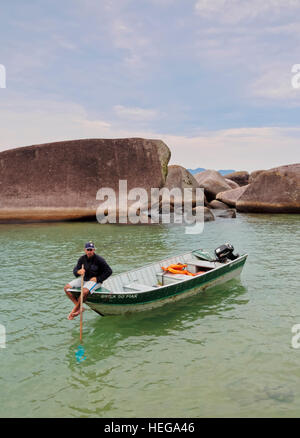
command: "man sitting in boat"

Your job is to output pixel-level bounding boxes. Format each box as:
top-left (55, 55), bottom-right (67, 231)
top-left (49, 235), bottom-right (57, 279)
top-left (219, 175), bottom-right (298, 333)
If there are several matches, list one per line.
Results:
top-left (64, 241), bottom-right (112, 320)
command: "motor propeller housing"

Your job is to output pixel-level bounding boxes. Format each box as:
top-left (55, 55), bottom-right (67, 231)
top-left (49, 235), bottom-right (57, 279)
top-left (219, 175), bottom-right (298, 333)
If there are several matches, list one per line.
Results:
top-left (215, 243), bottom-right (239, 262)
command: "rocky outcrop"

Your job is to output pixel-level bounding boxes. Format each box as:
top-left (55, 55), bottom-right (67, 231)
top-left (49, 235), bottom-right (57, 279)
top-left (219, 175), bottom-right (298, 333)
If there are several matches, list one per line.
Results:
top-left (213, 209), bottom-right (236, 219)
top-left (226, 171), bottom-right (249, 186)
top-left (249, 170), bottom-right (265, 184)
top-left (216, 185), bottom-right (249, 208)
top-left (225, 178), bottom-right (240, 190)
top-left (209, 200), bottom-right (231, 210)
top-left (163, 165), bottom-right (206, 207)
top-left (191, 206), bottom-right (215, 222)
top-left (236, 164), bottom-right (300, 213)
top-left (150, 206), bottom-right (215, 224)
top-left (194, 170), bottom-right (232, 201)
top-left (0, 138), bottom-right (171, 222)
top-left (165, 165), bottom-right (200, 191)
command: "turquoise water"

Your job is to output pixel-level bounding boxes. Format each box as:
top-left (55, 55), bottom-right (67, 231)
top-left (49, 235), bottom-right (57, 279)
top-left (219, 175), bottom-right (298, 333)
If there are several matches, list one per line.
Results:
top-left (0, 214), bottom-right (300, 417)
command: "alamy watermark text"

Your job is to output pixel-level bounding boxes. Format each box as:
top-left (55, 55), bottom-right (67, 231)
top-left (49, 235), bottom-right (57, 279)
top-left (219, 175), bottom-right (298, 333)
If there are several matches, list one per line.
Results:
top-left (0, 64), bottom-right (6, 88)
top-left (96, 180), bottom-right (205, 234)
top-left (0, 324), bottom-right (6, 348)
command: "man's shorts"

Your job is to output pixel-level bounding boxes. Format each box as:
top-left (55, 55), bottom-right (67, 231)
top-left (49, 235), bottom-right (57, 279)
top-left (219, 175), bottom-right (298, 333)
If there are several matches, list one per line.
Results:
top-left (68, 278), bottom-right (101, 294)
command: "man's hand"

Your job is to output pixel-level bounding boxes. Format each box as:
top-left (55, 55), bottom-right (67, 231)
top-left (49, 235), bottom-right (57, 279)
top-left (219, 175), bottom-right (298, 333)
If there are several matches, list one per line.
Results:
top-left (78, 268), bottom-right (85, 275)
top-left (90, 277), bottom-right (97, 282)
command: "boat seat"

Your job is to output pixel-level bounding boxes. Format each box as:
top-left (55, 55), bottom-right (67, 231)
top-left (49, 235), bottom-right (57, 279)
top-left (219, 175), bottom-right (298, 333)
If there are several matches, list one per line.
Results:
top-left (123, 282), bottom-right (158, 292)
top-left (156, 272), bottom-right (190, 286)
top-left (185, 259), bottom-right (216, 268)
top-left (185, 259), bottom-right (216, 274)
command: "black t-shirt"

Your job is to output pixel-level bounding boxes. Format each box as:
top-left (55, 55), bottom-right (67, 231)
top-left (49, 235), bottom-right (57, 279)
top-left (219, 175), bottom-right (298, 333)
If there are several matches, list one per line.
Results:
top-left (73, 254), bottom-right (112, 283)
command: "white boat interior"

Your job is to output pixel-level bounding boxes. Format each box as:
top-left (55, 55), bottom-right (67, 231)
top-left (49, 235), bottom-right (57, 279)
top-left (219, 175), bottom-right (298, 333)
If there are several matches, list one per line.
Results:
top-left (98, 251), bottom-right (224, 294)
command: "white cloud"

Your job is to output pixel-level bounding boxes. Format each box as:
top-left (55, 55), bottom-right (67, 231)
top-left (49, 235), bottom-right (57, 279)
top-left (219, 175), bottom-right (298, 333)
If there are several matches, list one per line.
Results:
top-left (0, 96), bottom-right (298, 172)
top-left (114, 105), bottom-right (159, 121)
top-left (250, 65), bottom-right (300, 103)
top-left (53, 36), bottom-right (77, 51)
top-left (79, 119), bottom-right (111, 129)
top-left (74, 1), bottom-right (160, 71)
top-left (109, 17), bottom-right (159, 71)
top-left (194, 0), bottom-right (300, 23)
top-left (191, 1), bottom-right (300, 105)
top-left (0, 96), bottom-right (113, 150)
top-left (1, 0), bottom-right (300, 167)
top-left (165, 127), bottom-right (300, 171)
top-left (111, 19), bottom-right (148, 52)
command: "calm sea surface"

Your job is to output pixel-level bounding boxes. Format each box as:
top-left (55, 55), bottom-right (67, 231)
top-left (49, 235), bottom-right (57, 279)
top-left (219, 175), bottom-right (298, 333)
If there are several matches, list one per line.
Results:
top-left (0, 214), bottom-right (299, 418)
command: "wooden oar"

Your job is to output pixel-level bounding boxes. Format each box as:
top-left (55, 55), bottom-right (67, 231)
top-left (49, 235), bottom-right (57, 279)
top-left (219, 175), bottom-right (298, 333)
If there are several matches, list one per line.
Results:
top-left (79, 264), bottom-right (84, 342)
top-left (75, 265), bottom-right (87, 363)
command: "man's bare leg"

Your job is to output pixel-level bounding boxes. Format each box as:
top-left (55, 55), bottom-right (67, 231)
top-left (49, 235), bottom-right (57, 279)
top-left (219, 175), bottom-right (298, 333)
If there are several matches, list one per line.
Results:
top-left (68, 288), bottom-right (90, 319)
top-left (64, 284), bottom-right (80, 320)
top-left (64, 284), bottom-right (78, 305)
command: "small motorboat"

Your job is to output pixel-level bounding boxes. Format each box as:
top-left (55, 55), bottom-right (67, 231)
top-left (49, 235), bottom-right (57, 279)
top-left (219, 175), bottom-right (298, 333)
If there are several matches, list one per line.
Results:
top-left (68, 243), bottom-right (247, 316)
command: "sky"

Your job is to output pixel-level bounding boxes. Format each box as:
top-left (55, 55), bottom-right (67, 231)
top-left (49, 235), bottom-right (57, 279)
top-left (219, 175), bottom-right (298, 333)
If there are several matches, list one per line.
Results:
top-left (0, 0), bottom-right (300, 171)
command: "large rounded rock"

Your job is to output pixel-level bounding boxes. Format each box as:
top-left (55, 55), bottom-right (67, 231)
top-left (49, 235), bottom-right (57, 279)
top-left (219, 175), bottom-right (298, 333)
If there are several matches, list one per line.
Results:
top-left (0, 138), bottom-right (171, 222)
top-left (225, 178), bottom-right (240, 190)
top-left (209, 200), bottom-right (231, 210)
top-left (191, 206), bottom-right (215, 222)
top-left (249, 169), bottom-right (265, 184)
top-left (194, 170), bottom-right (232, 201)
top-left (216, 185), bottom-right (249, 207)
top-left (153, 206), bottom-right (215, 224)
top-left (165, 165), bottom-right (199, 189)
top-left (163, 165), bottom-right (206, 207)
top-left (237, 164), bottom-right (300, 213)
top-left (226, 171), bottom-right (249, 186)
top-left (213, 209), bottom-right (236, 219)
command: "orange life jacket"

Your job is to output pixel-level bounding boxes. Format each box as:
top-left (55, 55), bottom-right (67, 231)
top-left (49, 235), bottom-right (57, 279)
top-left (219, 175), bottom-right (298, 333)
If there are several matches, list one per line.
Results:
top-left (161, 263), bottom-right (199, 276)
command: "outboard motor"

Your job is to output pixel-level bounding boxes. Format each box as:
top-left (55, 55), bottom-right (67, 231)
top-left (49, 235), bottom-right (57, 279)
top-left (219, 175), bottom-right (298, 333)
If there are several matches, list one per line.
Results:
top-left (215, 243), bottom-right (239, 262)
